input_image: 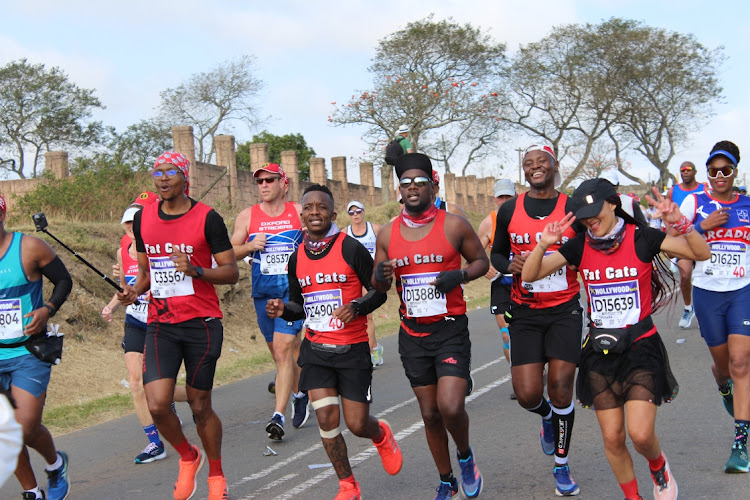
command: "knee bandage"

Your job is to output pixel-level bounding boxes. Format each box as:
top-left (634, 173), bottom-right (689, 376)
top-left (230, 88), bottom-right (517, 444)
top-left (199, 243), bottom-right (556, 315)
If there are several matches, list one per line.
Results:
top-left (319, 426), bottom-right (341, 438)
top-left (311, 396), bottom-right (340, 410)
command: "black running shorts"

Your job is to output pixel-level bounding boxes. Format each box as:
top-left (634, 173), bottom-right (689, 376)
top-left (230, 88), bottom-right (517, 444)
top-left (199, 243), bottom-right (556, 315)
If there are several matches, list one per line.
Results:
top-left (508, 298), bottom-right (583, 366)
top-left (121, 322), bottom-right (147, 354)
top-left (398, 315), bottom-right (472, 387)
top-left (143, 318), bottom-right (223, 391)
top-left (297, 338), bottom-right (373, 404)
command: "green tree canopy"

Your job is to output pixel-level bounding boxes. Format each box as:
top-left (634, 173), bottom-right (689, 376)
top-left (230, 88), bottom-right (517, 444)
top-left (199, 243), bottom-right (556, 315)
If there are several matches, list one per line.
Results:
top-left (236, 130), bottom-right (316, 181)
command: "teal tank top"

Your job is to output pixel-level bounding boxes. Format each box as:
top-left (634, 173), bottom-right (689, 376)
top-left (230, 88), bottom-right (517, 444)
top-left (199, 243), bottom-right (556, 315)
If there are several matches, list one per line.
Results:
top-left (0, 233), bottom-right (43, 360)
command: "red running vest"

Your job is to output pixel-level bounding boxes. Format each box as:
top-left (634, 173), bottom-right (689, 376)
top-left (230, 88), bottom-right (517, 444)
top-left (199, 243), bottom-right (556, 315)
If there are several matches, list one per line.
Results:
top-left (139, 201), bottom-right (222, 323)
top-left (508, 192), bottom-right (579, 308)
top-left (389, 209), bottom-right (465, 330)
top-left (296, 234), bottom-right (367, 345)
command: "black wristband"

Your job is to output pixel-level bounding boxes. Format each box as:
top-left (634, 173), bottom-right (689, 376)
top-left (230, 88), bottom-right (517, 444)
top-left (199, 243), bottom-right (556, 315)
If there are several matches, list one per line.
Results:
top-left (44, 304), bottom-right (57, 317)
top-left (462, 270), bottom-right (468, 283)
top-left (194, 266), bottom-right (204, 278)
top-left (350, 300), bottom-right (362, 317)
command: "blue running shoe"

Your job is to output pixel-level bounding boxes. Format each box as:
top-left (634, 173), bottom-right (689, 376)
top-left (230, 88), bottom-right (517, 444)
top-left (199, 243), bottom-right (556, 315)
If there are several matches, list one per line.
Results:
top-left (457, 448), bottom-right (483, 498)
top-left (725, 444), bottom-right (750, 473)
top-left (553, 464), bottom-right (580, 496)
top-left (292, 393), bottom-right (311, 429)
top-left (266, 413), bottom-right (285, 440)
top-left (46, 451), bottom-right (70, 500)
top-left (541, 418), bottom-right (555, 456)
top-left (719, 380), bottom-right (734, 417)
top-left (433, 478), bottom-right (458, 500)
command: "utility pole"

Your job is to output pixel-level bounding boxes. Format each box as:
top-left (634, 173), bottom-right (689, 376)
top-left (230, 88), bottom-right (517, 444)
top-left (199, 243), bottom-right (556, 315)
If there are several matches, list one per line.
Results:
top-left (516, 147), bottom-right (524, 185)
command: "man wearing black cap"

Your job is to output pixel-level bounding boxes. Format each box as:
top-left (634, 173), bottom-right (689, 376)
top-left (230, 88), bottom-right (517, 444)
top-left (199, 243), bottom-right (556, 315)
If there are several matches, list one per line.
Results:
top-left (490, 145), bottom-right (584, 496)
top-left (373, 153), bottom-right (489, 499)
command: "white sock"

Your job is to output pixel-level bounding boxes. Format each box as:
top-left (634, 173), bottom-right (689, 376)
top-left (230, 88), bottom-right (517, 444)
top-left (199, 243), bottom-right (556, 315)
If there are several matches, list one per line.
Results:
top-left (293, 391), bottom-right (305, 399)
top-left (685, 305), bottom-right (693, 312)
top-left (23, 487), bottom-right (42, 499)
top-left (273, 411), bottom-right (285, 424)
top-left (45, 452), bottom-right (62, 471)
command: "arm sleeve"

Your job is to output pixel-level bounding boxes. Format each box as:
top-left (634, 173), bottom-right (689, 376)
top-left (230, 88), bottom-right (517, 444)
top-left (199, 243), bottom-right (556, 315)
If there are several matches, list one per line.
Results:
top-left (40, 256), bottom-right (73, 310)
top-left (133, 211), bottom-right (145, 253)
top-left (490, 200), bottom-right (515, 273)
top-left (204, 210), bottom-right (233, 254)
top-left (557, 233), bottom-right (585, 268)
top-left (634, 226), bottom-right (667, 262)
top-left (342, 236), bottom-right (387, 315)
top-left (280, 250), bottom-right (306, 321)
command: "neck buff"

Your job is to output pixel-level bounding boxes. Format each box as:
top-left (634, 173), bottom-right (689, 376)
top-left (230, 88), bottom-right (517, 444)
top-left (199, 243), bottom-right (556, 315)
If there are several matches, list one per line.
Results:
top-left (303, 223), bottom-right (340, 254)
top-left (399, 204), bottom-right (438, 229)
top-left (585, 216), bottom-right (626, 255)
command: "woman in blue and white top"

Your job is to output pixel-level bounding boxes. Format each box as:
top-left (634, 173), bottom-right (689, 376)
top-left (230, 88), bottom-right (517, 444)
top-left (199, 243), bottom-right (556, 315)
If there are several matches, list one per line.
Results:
top-left (679, 140), bottom-right (750, 473)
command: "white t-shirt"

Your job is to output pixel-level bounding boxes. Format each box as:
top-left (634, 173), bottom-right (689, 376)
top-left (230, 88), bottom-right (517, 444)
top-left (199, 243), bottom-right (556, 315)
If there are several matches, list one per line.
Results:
top-left (345, 222), bottom-right (377, 259)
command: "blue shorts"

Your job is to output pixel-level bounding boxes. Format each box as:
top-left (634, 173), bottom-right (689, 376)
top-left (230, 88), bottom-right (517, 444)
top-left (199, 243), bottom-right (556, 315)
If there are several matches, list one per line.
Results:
top-left (254, 297), bottom-right (304, 343)
top-left (0, 353), bottom-right (52, 398)
top-left (694, 285), bottom-right (750, 347)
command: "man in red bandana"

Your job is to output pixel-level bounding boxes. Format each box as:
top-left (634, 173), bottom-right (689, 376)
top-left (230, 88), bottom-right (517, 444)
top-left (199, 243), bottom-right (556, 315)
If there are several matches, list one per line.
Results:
top-left (490, 144), bottom-right (584, 496)
top-left (431, 170), bottom-right (467, 217)
top-left (372, 153), bottom-right (488, 499)
top-left (118, 151), bottom-right (239, 500)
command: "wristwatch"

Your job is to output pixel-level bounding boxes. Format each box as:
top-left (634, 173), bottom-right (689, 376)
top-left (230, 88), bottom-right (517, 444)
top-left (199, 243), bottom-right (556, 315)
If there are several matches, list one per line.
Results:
top-left (350, 300), bottom-right (362, 317)
top-left (461, 270), bottom-right (469, 283)
top-left (194, 266), bottom-right (204, 278)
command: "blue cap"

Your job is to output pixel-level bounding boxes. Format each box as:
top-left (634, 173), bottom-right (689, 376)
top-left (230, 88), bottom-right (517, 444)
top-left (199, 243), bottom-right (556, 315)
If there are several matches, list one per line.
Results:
top-left (706, 149), bottom-right (738, 167)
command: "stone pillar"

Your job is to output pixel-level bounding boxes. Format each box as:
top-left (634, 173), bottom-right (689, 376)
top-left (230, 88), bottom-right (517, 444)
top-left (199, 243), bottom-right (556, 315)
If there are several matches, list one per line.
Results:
top-left (359, 162), bottom-right (375, 206)
top-left (455, 175), bottom-right (468, 210)
top-left (331, 156), bottom-right (348, 203)
top-left (172, 126), bottom-right (197, 195)
top-left (381, 165), bottom-right (394, 202)
top-left (444, 173), bottom-right (456, 206)
top-left (310, 157), bottom-right (326, 185)
top-left (215, 135), bottom-right (236, 208)
top-left (466, 175), bottom-right (478, 213)
top-left (280, 150), bottom-right (299, 202)
top-left (44, 151), bottom-right (69, 178)
top-left (249, 143), bottom-right (269, 172)
top-left (483, 177), bottom-right (495, 214)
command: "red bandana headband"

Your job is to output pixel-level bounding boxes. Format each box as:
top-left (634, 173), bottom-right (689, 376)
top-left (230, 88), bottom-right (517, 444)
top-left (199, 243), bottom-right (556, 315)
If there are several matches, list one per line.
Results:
top-left (0, 195), bottom-right (5, 214)
top-left (154, 151), bottom-right (190, 195)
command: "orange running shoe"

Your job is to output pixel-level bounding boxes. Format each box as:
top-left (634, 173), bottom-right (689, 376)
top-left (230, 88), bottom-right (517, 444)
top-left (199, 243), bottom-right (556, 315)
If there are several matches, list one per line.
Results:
top-left (173, 445), bottom-right (205, 500)
top-left (374, 419), bottom-right (403, 475)
top-left (207, 475), bottom-right (229, 500)
top-left (334, 479), bottom-right (362, 500)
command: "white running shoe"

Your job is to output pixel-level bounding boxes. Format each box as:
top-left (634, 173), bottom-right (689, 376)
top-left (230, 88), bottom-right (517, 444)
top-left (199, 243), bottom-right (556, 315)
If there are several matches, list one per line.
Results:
top-left (679, 308), bottom-right (694, 329)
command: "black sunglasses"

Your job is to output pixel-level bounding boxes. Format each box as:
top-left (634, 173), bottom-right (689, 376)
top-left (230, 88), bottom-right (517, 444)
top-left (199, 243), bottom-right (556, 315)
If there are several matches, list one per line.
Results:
top-left (256, 176), bottom-right (280, 185)
top-left (399, 176), bottom-right (431, 188)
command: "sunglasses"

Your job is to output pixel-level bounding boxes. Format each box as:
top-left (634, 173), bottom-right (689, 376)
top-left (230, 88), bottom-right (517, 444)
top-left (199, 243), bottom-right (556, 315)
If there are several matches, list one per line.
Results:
top-left (152, 169), bottom-right (180, 179)
top-left (255, 176), bottom-right (280, 185)
top-left (707, 165), bottom-right (735, 179)
top-left (348, 208), bottom-right (363, 215)
top-left (399, 176), bottom-right (431, 188)
top-left (680, 167), bottom-right (694, 173)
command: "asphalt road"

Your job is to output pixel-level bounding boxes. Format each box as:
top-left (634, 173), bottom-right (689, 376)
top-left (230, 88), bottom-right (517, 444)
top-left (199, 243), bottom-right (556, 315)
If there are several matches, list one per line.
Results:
top-left (2, 301), bottom-right (748, 499)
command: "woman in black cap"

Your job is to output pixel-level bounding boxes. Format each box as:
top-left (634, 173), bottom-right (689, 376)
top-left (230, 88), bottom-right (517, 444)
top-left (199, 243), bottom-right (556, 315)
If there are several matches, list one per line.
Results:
top-left (522, 179), bottom-right (710, 500)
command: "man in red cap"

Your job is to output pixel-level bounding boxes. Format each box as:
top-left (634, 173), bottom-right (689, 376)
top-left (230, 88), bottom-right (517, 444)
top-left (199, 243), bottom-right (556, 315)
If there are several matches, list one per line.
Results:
top-left (231, 163), bottom-right (307, 440)
top-left (118, 151), bottom-right (239, 500)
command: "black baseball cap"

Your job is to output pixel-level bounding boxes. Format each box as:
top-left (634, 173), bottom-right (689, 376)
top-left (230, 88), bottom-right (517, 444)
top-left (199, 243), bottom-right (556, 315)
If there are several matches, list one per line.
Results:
top-left (573, 178), bottom-right (617, 220)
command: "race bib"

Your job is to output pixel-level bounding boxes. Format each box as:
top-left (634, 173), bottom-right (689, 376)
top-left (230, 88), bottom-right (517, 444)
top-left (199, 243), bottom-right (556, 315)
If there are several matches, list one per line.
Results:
top-left (401, 272), bottom-right (447, 317)
top-left (0, 299), bottom-right (23, 340)
top-left (259, 243), bottom-right (295, 275)
top-left (126, 295), bottom-right (149, 323)
top-left (700, 241), bottom-right (747, 278)
top-left (303, 289), bottom-right (344, 332)
top-left (149, 257), bottom-right (195, 299)
top-left (588, 280), bottom-right (641, 329)
top-left (521, 252), bottom-right (568, 293)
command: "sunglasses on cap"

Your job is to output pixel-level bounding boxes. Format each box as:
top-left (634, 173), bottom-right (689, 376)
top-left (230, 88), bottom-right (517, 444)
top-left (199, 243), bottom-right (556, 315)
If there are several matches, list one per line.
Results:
top-left (255, 176), bottom-right (280, 185)
top-left (348, 208), bottom-right (363, 216)
top-left (399, 176), bottom-right (431, 188)
top-left (152, 169), bottom-right (180, 179)
top-left (707, 165), bottom-right (735, 179)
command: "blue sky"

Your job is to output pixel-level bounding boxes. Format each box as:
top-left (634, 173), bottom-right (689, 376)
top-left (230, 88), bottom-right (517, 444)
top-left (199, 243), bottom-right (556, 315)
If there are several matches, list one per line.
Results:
top-left (2, 0), bottom-right (748, 187)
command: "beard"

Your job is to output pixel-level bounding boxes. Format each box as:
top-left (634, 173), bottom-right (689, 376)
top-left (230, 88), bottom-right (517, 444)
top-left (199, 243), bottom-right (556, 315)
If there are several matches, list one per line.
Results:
top-left (404, 195), bottom-right (431, 214)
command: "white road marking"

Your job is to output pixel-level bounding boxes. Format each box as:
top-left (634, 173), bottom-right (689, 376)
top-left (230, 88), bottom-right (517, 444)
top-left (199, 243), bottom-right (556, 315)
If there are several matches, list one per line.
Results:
top-left (236, 473), bottom-right (299, 500)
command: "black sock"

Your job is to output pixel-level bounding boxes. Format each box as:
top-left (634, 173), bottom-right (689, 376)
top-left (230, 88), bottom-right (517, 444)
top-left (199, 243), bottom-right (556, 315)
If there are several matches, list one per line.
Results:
top-left (529, 398), bottom-right (552, 419)
top-left (457, 448), bottom-right (471, 460)
top-left (440, 472), bottom-right (454, 483)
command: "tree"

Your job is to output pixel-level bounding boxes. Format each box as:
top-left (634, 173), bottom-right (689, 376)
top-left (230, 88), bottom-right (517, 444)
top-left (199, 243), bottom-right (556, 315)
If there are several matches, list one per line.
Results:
top-left (0, 58), bottom-right (104, 178)
top-left (157, 55), bottom-right (264, 164)
top-left (236, 130), bottom-right (317, 181)
top-left (330, 16), bottom-right (509, 175)
top-left (109, 119), bottom-right (173, 171)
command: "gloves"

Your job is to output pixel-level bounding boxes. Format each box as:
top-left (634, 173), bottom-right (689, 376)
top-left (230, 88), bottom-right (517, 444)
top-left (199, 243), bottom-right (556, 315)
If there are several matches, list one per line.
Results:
top-left (374, 261), bottom-right (389, 282)
top-left (433, 270), bottom-right (465, 294)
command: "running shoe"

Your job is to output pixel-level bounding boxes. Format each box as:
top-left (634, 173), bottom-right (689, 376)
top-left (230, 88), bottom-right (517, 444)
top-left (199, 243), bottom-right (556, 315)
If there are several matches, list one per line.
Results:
top-left (333, 479), bottom-right (362, 500)
top-left (22, 492), bottom-right (46, 500)
top-left (266, 413), bottom-right (285, 440)
top-left (173, 445), bottom-right (204, 500)
top-left (724, 444), bottom-right (750, 473)
top-left (292, 393), bottom-right (311, 428)
top-left (433, 478), bottom-right (459, 500)
top-left (207, 475), bottom-right (230, 500)
top-left (541, 418), bottom-right (555, 455)
top-left (553, 464), bottom-right (580, 496)
top-left (135, 442), bottom-right (167, 464)
top-left (46, 451), bottom-right (70, 500)
top-left (510, 392), bottom-right (517, 400)
top-left (374, 419), bottom-right (403, 475)
top-left (719, 380), bottom-right (734, 417)
top-left (650, 452), bottom-right (677, 500)
top-left (457, 447), bottom-right (483, 498)
top-left (268, 379), bottom-right (276, 394)
top-left (371, 344), bottom-right (384, 366)
top-left (678, 308), bottom-right (694, 329)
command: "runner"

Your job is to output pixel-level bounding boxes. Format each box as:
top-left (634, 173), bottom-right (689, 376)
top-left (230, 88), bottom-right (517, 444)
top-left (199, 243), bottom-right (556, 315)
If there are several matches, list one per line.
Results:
top-left (679, 141), bottom-right (750, 473)
top-left (523, 178), bottom-right (710, 500)
top-left (667, 161), bottom-right (705, 328)
top-left (118, 151), bottom-right (239, 500)
top-left (101, 192), bottom-right (188, 464)
top-left (231, 163), bottom-right (308, 438)
top-left (373, 153), bottom-right (488, 499)
top-left (432, 171), bottom-right (467, 217)
top-left (477, 179), bottom-right (516, 390)
top-left (490, 144), bottom-right (583, 496)
top-left (266, 184), bottom-right (402, 500)
top-left (344, 200), bottom-right (384, 366)
top-left (0, 194), bottom-right (73, 500)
